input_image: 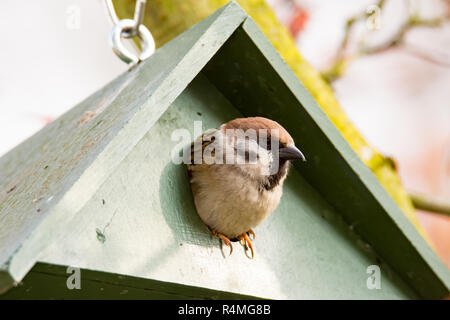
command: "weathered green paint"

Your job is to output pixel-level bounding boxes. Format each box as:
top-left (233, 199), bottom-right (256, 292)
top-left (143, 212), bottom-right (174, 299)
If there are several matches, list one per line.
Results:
top-left (1, 263), bottom-right (258, 300)
top-left (0, 2), bottom-right (246, 291)
top-left (17, 74), bottom-right (415, 299)
top-left (0, 2), bottom-right (448, 299)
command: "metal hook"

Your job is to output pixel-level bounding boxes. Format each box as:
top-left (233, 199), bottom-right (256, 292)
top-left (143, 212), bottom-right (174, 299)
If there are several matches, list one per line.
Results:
top-left (105, 0), bottom-right (155, 65)
top-left (105, 0), bottom-right (119, 25)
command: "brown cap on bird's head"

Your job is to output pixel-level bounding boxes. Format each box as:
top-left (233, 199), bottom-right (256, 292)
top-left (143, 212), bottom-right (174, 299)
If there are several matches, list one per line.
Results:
top-left (224, 117), bottom-right (305, 161)
top-left (224, 117), bottom-right (294, 146)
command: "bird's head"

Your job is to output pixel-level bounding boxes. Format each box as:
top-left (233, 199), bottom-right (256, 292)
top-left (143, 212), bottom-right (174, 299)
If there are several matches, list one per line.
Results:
top-left (218, 117), bottom-right (305, 190)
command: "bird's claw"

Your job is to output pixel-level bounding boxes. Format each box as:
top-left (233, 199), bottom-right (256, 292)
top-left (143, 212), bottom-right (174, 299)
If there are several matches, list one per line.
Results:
top-left (238, 232), bottom-right (255, 259)
top-left (244, 233), bottom-right (254, 259)
top-left (211, 229), bottom-right (255, 258)
top-left (212, 230), bottom-right (233, 256)
top-left (246, 229), bottom-right (256, 240)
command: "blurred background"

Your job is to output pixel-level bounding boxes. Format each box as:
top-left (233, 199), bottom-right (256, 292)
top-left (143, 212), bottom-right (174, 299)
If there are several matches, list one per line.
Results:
top-left (0, 0), bottom-right (449, 267)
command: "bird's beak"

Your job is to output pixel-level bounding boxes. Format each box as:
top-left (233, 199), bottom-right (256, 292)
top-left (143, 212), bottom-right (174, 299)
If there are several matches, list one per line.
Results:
top-left (279, 145), bottom-right (306, 161)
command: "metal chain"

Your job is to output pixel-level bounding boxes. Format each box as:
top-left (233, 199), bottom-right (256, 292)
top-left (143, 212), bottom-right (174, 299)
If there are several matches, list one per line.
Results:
top-left (105, 0), bottom-right (155, 65)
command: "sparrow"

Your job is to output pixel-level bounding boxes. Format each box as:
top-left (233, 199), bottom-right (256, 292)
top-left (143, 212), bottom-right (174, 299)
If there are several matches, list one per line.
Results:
top-left (187, 117), bottom-right (305, 258)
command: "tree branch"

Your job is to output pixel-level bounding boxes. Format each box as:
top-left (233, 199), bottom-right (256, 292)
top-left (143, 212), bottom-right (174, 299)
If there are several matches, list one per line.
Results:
top-left (410, 192), bottom-right (450, 217)
top-left (322, 0), bottom-right (450, 83)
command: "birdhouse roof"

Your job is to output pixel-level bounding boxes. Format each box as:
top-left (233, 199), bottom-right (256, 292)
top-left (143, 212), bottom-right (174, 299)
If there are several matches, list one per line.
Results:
top-left (0, 2), bottom-right (448, 299)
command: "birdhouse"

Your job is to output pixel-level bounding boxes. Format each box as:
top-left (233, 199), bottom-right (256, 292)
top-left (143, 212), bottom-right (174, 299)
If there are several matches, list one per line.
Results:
top-left (1, 2), bottom-right (449, 299)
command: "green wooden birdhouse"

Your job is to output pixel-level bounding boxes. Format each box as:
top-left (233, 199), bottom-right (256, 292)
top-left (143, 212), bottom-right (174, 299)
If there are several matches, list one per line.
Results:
top-left (0, 2), bottom-right (449, 300)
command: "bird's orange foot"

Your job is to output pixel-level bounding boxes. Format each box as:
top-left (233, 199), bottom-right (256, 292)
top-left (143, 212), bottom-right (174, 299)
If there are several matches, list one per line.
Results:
top-left (211, 230), bottom-right (233, 256)
top-left (238, 231), bottom-right (255, 259)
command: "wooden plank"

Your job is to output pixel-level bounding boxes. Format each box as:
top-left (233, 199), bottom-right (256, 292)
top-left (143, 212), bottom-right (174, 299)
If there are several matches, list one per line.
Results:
top-left (0, 2), bottom-right (247, 292)
top-left (1, 263), bottom-right (258, 300)
top-left (202, 17), bottom-right (450, 298)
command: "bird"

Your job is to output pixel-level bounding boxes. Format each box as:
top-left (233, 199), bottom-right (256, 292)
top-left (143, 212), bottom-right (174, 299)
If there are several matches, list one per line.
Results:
top-left (186, 117), bottom-right (306, 258)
